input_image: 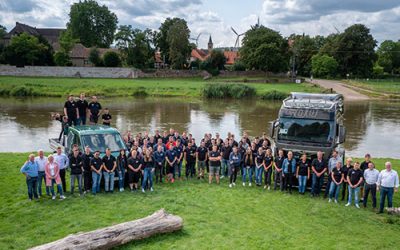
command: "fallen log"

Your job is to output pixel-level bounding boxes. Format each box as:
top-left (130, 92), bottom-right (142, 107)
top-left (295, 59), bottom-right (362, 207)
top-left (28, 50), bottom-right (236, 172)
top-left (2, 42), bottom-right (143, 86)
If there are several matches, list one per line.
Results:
top-left (29, 209), bottom-right (183, 250)
top-left (386, 207), bottom-right (400, 215)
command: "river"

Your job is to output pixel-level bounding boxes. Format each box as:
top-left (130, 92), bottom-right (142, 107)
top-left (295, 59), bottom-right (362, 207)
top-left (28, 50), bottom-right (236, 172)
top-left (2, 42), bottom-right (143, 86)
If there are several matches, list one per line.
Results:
top-left (0, 97), bottom-right (399, 158)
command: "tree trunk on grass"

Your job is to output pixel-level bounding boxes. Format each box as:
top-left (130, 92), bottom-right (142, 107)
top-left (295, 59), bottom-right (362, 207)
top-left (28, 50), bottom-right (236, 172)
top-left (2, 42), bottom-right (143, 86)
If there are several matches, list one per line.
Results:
top-left (386, 207), bottom-right (400, 215)
top-left (29, 209), bottom-right (183, 250)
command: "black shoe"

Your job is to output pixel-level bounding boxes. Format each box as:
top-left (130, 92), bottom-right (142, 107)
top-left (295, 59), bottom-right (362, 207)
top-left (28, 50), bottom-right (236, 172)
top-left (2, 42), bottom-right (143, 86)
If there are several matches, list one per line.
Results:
top-left (376, 211), bottom-right (383, 214)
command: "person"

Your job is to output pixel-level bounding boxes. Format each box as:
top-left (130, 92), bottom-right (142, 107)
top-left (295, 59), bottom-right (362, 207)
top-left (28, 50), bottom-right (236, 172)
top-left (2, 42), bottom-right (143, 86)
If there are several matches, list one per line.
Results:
top-left (274, 149), bottom-right (285, 191)
top-left (311, 151), bottom-right (326, 197)
top-left (154, 145), bottom-right (165, 183)
top-left (69, 147), bottom-right (83, 196)
top-left (35, 149), bottom-right (49, 197)
top-left (254, 147), bottom-right (264, 186)
top-left (377, 162), bottom-right (399, 214)
top-left (166, 144), bottom-right (177, 183)
top-left (345, 162), bottom-right (364, 208)
top-left (325, 150), bottom-right (342, 198)
top-left (102, 108), bottom-right (112, 126)
top-left (229, 146), bottom-right (241, 188)
top-left (174, 139), bottom-right (184, 180)
top-left (263, 148), bottom-right (274, 190)
top-left (20, 154), bottom-right (39, 201)
top-left (76, 93), bottom-right (88, 125)
top-left (53, 147), bottom-right (69, 193)
top-left (45, 155), bottom-right (65, 200)
top-left (64, 94), bottom-right (79, 126)
top-left (329, 162), bottom-right (344, 203)
top-left (90, 151), bottom-right (103, 195)
top-left (184, 141), bottom-right (197, 179)
top-left (243, 147), bottom-right (254, 186)
top-left (360, 153), bottom-right (372, 202)
top-left (82, 146), bottom-right (93, 193)
top-left (363, 162), bottom-right (379, 208)
top-left (282, 151), bottom-right (296, 194)
top-left (296, 153), bottom-right (310, 195)
top-left (208, 145), bottom-right (221, 185)
top-left (196, 141), bottom-right (208, 179)
top-left (88, 96), bottom-right (102, 125)
top-left (127, 150), bottom-right (142, 191)
top-left (117, 149), bottom-right (128, 192)
top-left (102, 148), bottom-right (117, 193)
top-left (341, 158), bottom-right (353, 201)
top-left (141, 149), bottom-right (155, 192)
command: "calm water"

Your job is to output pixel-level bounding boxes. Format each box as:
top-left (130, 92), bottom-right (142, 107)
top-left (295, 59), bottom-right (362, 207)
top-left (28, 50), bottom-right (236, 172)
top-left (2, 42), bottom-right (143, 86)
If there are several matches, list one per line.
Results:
top-left (0, 97), bottom-right (399, 158)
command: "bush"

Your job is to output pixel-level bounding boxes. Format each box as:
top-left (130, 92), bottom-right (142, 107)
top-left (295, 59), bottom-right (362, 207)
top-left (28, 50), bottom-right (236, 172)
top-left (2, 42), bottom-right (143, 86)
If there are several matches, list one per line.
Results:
top-left (232, 60), bottom-right (246, 71)
top-left (54, 51), bottom-right (72, 66)
top-left (89, 48), bottom-right (103, 66)
top-left (311, 54), bottom-right (338, 78)
top-left (132, 87), bottom-right (148, 97)
top-left (202, 83), bottom-right (256, 99)
top-left (10, 86), bottom-right (38, 97)
top-left (103, 51), bottom-right (121, 67)
top-left (260, 90), bottom-right (288, 100)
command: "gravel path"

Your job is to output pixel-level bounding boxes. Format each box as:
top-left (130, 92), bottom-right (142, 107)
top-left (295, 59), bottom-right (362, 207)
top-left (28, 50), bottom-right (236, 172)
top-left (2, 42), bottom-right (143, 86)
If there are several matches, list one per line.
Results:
top-left (310, 79), bottom-right (369, 101)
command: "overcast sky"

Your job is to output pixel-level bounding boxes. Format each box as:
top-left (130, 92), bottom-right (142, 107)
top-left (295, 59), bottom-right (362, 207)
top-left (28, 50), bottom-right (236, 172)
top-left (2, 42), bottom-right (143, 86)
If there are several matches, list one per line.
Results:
top-left (1, 0), bottom-right (399, 48)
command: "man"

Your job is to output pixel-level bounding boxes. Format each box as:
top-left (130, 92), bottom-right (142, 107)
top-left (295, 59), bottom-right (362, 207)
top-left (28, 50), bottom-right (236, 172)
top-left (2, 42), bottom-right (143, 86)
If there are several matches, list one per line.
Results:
top-left (53, 147), bottom-right (69, 192)
top-left (69, 148), bottom-right (84, 196)
top-left (154, 145), bottom-right (166, 183)
top-left (88, 96), bottom-right (102, 125)
top-left (325, 150), bottom-right (342, 198)
top-left (363, 162), bottom-right (379, 208)
top-left (196, 141), bottom-right (208, 179)
top-left (153, 138), bottom-right (166, 152)
top-left (360, 153), bottom-right (372, 201)
top-left (345, 162), bottom-right (364, 208)
top-left (184, 141), bottom-right (197, 179)
top-left (174, 139), bottom-right (184, 180)
top-left (208, 145), bottom-right (221, 184)
top-left (282, 151), bottom-right (296, 194)
top-left (82, 146), bottom-right (93, 193)
top-left (20, 154), bottom-right (39, 201)
top-left (165, 144), bottom-right (177, 183)
top-left (102, 108), bottom-right (112, 126)
top-left (274, 149), bottom-right (285, 191)
top-left (90, 151), bottom-right (103, 195)
top-left (102, 148), bottom-right (117, 193)
top-left (220, 140), bottom-right (232, 178)
top-left (64, 95), bottom-right (79, 126)
top-left (311, 151), bottom-right (327, 197)
top-left (76, 93), bottom-right (88, 125)
top-left (341, 158), bottom-right (353, 201)
top-left (377, 162), bottom-right (399, 214)
top-left (35, 149), bottom-right (49, 197)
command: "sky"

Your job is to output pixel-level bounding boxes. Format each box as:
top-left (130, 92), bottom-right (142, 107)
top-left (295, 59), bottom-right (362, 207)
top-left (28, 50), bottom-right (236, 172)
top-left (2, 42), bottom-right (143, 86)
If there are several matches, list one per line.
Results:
top-left (0, 0), bottom-right (399, 48)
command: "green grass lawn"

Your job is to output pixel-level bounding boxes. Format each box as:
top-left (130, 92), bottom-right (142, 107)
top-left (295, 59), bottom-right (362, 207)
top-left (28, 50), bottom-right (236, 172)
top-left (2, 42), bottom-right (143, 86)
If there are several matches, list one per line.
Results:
top-left (346, 79), bottom-right (400, 95)
top-left (1, 154), bottom-right (400, 249)
top-left (0, 76), bottom-right (324, 98)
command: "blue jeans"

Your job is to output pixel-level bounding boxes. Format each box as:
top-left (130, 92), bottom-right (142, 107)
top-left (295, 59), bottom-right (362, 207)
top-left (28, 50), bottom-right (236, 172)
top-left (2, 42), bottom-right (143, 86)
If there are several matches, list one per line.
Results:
top-left (103, 171), bottom-right (115, 192)
top-left (242, 166), bottom-right (253, 183)
top-left (255, 166), bottom-right (263, 185)
top-left (26, 176), bottom-right (38, 200)
top-left (49, 179), bottom-right (63, 197)
top-left (176, 161), bottom-right (182, 178)
top-left (329, 182), bottom-right (341, 200)
top-left (118, 168), bottom-right (125, 189)
top-left (92, 172), bottom-right (102, 194)
top-left (348, 185), bottom-right (360, 205)
top-left (37, 171), bottom-right (50, 196)
top-left (379, 186), bottom-right (394, 213)
top-left (221, 159), bottom-right (229, 177)
top-left (77, 116), bottom-right (86, 125)
top-left (298, 175), bottom-right (307, 193)
top-left (142, 168), bottom-right (154, 190)
top-left (312, 173), bottom-right (324, 195)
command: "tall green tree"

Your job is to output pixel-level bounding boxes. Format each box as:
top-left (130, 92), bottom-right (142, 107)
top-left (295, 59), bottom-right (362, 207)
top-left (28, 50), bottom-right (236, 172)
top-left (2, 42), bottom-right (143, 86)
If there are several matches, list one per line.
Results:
top-left (240, 26), bottom-right (289, 72)
top-left (67, 0), bottom-right (118, 48)
top-left (3, 33), bottom-right (47, 66)
top-left (0, 25), bottom-right (6, 39)
top-left (311, 54), bottom-right (338, 78)
top-left (0, 25), bottom-right (7, 63)
top-left (167, 19), bottom-right (191, 69)
top-left (289, 34), bottom-right (319, 76)
top-left (376, 40), bottom-right (400, 74)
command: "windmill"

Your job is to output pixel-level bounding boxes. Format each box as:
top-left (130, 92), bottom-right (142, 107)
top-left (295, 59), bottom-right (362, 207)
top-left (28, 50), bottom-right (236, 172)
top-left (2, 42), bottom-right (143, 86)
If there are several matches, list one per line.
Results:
top-left (251, 16), bottom-right (261, 29)
top-left (190, 33), bottom-right (202, 47)
top-left (231, 27), bottom-right (245, 48)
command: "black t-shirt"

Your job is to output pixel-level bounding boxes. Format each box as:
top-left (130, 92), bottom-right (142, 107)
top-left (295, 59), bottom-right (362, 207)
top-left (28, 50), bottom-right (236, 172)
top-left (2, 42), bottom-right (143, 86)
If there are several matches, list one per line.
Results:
top-left (264, 155), bottom-right (274, 168)
top-left (82, 153), bottom-right (93, 171)
top-left (274, 156), bottom-right (284, 169)
top-left (298, 160), bottom-right (310, 176)
top-left (360, 161), bottom-right (370, 172)
top-left (348, 168), bottom-right (363, 186)
top-left (142, 159), bottom-right (154, 168)
top-left (102, 114), bottom-right (112, 125)
top-left (209, 151), bottom-right (221, 166)
top-left (332, 168), bottom-right (343, 183)
top-left (64, 100), bottom-right (77, 117)
top-left (76, 99), bottom-right (88, 117)
top-left (102, 155), bottom-right (116, 171)
top-left (256, 152), bottom-right (265, 165)
top-left (128, 157), bottom-right (142, 171)
top-left (90, 157), bottom-right (103, 171)
top-left (197, 146), bottom-right (207, 161)
top-left (88, 102), bottom-right (102, 116)
top-left (69, 155), bottom-right (83, 175)
top-left (184, 146), bottom-right (197, 162)
top-left (341, 165), bottom-right (353, 178)
top-left (221, 146), bottom-right (232, 160)
top-left (312, 159), bottom-right (326, 173)
top-left (175, 146), bottom-right (183, 159)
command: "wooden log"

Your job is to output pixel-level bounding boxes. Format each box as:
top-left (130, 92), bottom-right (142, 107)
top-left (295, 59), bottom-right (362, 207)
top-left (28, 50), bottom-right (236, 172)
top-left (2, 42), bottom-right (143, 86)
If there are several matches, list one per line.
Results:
top-left (29, 209), bottom-right (183, 250)
top-left (386, 207), bottom-right (400, 215)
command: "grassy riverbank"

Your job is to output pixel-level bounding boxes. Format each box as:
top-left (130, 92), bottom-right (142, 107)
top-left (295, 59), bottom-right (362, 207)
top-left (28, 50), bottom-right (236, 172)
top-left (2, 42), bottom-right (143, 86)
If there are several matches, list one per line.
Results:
top-left (344, 79), bottom-right (400, 98)
top-left (0, 76), bottom-right (324, 99)
top-left (1, 153), bottom-right (400, 249)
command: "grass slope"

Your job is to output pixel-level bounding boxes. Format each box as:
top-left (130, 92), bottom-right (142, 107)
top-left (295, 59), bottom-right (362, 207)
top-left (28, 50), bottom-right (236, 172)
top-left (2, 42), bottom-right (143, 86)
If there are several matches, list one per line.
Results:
top-left (345, 79), bottom-right (400, 96)
top-left (1, 154), bottom-right (400, 249)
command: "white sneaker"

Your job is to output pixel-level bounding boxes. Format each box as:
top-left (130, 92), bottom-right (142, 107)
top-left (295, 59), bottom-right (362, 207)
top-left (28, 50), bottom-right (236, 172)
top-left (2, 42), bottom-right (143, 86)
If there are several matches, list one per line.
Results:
top-left (243, 182), bottom-right (246, 186)
top-left (345, 203), bottom-right (351, 207)
top-left (119, 188), bottom-right (123, 192)
top-left (334, 199), bottom-right (338, 203)
top-left (249, 183), bottom-right (252, 187)
top-left (52, 196), bottom-right (56, 200)
top-left (268, 186), bottom-right (271, 190)
top-left (328, 199), bottom-right (332, 203)
top-left (232, 183), bottom-right (236, 186)
top-left (142, 188), bottom-right (145, 193)
top-left (355, 204), bottom-right (360, 209)
top-left (150, 187), bottom-right (154, 192)
top-left (229, 184), bottom-right (232, 188)
top-left (220, 176), bottom-right (224, 179)
top-left (264, 185), bottom-right (267, 189)
top-left (60, 195), bottom-right (66, 200)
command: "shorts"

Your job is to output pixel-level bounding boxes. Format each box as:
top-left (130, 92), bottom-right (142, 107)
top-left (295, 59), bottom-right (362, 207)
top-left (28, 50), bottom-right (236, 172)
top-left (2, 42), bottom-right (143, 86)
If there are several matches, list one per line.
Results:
top-left (90, 115), bottom-right (99, 124)
top-left (128, 171), bottom-right (140, 183)
top-left (209, 166), bottom-right (220, 176)
top-left (198, 161), bottom-right (206, 169)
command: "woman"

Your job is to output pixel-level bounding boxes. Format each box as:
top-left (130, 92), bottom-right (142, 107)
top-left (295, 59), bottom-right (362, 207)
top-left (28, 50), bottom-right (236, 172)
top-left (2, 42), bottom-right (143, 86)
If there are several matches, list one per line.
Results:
top-left (229, 146), bottom-right (241, 188)
top-left (255, 147), bottom-right (264, 186)
top-left (296, 153), bottom-right (310, 194)
top-left (127, 150), bottom-right (142, 191)
top-left (45, 155), bottom-right (65, 200)
top-left (141, 149), bottom-right (155, 192)
top-left (117, 149), bottom-right (128, 192)
top-left (329, 162), bottom-right (344, 203)
top-left (243, 148), bottom-right (254, 186)
top-left (263, 149), bottom-right (274, 190)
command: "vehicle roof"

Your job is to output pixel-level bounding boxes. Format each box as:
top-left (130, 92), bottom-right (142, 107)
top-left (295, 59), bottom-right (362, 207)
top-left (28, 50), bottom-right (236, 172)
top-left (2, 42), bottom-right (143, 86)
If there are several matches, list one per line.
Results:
top-left (283, 92), bottom-right (344, 111)
top-left (69, 125), bottom-right (120, 135)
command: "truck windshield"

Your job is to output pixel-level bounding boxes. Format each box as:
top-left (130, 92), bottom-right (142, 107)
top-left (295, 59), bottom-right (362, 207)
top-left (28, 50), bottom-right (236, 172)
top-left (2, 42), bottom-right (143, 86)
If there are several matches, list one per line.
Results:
top-left (278, 118), bottom-right (334, 145)
top-left (81, 133), bottom-right (126, 152)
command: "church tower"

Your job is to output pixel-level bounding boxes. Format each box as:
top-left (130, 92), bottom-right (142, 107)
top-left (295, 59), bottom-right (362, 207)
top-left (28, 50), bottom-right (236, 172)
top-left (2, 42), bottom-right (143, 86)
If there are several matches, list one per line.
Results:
top-left (208, 35), bottom-right (213, 52)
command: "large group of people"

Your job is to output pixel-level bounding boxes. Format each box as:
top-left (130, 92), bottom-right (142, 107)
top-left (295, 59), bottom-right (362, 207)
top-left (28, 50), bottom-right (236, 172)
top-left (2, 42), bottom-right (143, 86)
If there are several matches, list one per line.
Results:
top-left (21, 127), bottom-right (399, 214)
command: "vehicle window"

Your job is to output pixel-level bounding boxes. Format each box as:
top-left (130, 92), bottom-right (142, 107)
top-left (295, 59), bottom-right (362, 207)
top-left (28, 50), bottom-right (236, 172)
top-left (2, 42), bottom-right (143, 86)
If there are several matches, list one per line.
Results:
top-left (81, 133), bottom-right (126, 153)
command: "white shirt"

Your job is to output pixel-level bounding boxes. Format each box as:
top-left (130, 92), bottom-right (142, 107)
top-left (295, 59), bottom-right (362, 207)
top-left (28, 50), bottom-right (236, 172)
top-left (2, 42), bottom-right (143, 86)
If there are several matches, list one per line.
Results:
top-left (328, 156), bottom-right (342, 173)
top-left (377, 169), bottom-right (399, 188)
top-left (53, 153), bottom-right (69, 170)
top-left (363, 168), bottom-right (379, 185)
top-left (49, 162), bottom-right (56, 177)
top-left (35, 156), bottom-right (48, 172)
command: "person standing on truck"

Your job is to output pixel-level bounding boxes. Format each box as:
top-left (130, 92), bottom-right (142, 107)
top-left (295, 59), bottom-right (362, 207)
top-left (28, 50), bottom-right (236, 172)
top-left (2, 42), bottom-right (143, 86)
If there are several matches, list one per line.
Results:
top-left (377, 162), bottom-right (399, 214)
top-left (229, 146), bottom-right (241, 188)
top-left (76, 93), bottom-right (88, 125)
top-left (102, 108), bottom-right (112, 126)
top-left (53, 147), bottom-right (69, 193)
top-left (154, 145), bottom-right (166, 183)
top-left (117, 149), bottom-right (128, 192)
top-left (64, 95), bottom-right (79, 126)
top-left (88, 96), bottom-right (102, 125)
top-left (311, 151), bottom-right (327, 197)
top-left (363, 162), bottom-right (379, 209)
top-left (128, 150), bottom-right (142, 191)
top-left (82, 146), bottom-right (93, 194)
top-left (274, 149), bottom-right (285, 191)
top-left (90, 151), bottom-right (103, 195)
top-left (254, 147), bottom-right (264, 186)
top-left (69, 148), bottom-right (84, 196)
top-left (296, 153), bottom-right (310, 195)
top-left (263, 148), bottom-right (274, 190)
top-left (325, 150), bottom-right (342, 198)
top-left (345, 162), bottom-right (364, 208)
top-left (102, 148), bottom-right (117, 193)
top-left (141, 149), bottom-right (155, 192)
top-left (329, 162), bottom-right (344, 203)
top-left (20, 154), bottom-right (39, 201)
top-left (282, 151), bottom-right (296, 194)
top-left (341, 158), bottom-right (353, 201)
top-left (35, 149), bottom-right (49, 197)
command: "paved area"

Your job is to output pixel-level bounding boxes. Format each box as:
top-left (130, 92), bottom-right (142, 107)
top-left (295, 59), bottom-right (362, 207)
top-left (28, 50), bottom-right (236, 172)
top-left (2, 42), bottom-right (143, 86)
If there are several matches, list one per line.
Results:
top-left (310, 79), bottom-right (369, 101)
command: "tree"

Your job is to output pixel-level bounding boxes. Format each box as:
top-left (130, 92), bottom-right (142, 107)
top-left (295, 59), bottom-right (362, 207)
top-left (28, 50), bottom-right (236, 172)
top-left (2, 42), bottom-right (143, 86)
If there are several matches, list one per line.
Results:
top-left (240, 26), bottom-right (289, 73)
top-left (54, 51), bottom-right (72, 66)
top-left (289, 34), bottom-right (319, 76)
top-left (0, 25), bottom-right (7, 63)
top-left (3, 33), bottom-right (47, 66)
top-left (311, 54), bottom-right (338, 78)
top-left (208, 50), bottom-right (226, 70)
top-left (36, 35), bottom-right (55, 66)
top-left (67, 0), bottom-right (118, 48)
top-left (103, 51), bottom-right (121, 67)
top-left (59, 29), bottom-right (78, 53)
top-left (89, 47), bottom-right (103, 66)
top-left (167, 19), bottom-right (191, 69)
top-left (376, 40), bottom-right (400, 74)
top-left (232, 60), bottom-right (246, 71)
top-left (0, 25), bottom-right (6, 40)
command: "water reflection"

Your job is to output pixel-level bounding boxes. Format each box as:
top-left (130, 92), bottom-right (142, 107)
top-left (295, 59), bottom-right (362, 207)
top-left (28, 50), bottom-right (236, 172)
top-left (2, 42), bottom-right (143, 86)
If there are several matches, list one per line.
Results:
top-left (0, 97), bottom-right (399, 158)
